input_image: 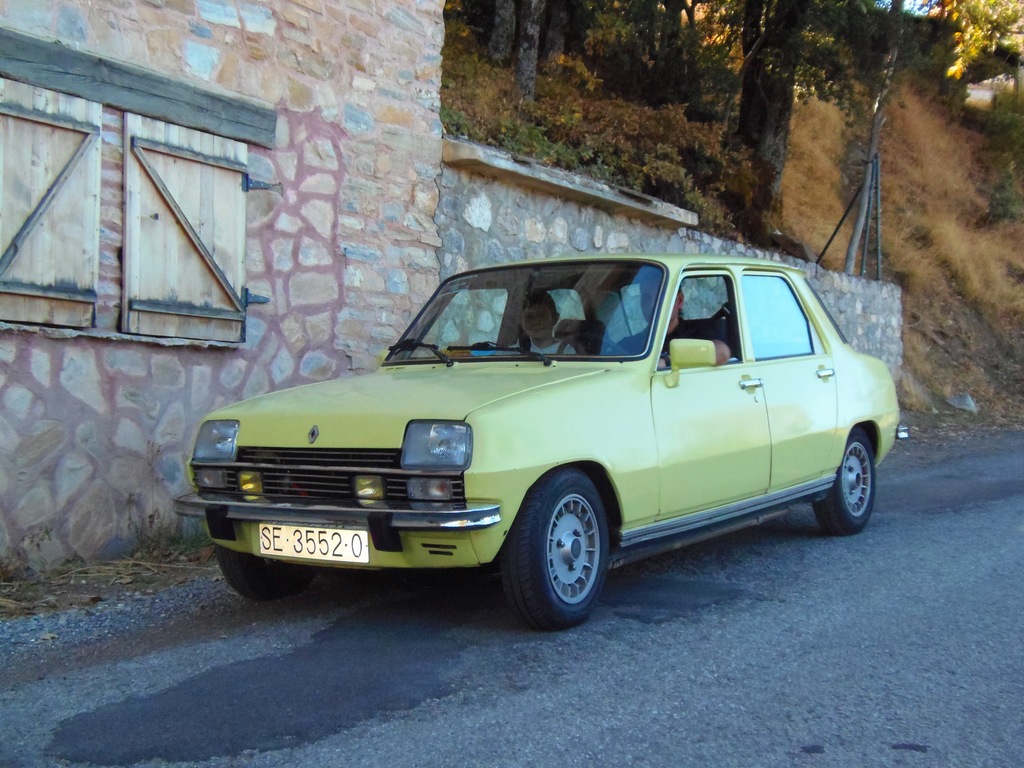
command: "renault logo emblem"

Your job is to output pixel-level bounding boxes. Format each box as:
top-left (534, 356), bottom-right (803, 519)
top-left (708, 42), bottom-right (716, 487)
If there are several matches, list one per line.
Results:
top-left (308, 425), bottom-right (319, 444)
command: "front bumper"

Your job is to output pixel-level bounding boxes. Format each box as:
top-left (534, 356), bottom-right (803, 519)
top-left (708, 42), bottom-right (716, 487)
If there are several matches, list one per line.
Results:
top-left (176, 493), bottom-right (502, 553)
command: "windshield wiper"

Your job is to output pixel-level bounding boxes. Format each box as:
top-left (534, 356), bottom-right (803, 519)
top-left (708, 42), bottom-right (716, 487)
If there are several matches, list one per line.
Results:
top-left (448, 341), bottom-right (551, 367)
top-left (388, 338), bottom-right (454, 367)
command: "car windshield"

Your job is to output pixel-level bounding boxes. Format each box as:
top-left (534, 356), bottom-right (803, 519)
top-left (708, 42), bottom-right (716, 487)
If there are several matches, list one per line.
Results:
top-left (386, 260), bottom-right (667, 364)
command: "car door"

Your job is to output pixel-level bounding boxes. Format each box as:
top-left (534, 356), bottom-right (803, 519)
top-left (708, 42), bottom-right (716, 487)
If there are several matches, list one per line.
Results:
top-left (740, 272), bottom-right (841, 490)
top-left (651, 272), bottom-right (771, 518)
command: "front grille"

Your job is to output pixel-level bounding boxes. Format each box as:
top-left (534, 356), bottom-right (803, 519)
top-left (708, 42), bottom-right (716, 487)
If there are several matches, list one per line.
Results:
top-left (198, 447), bottom-right (465, 505)
top-left (239, 447), bottom-right (402, 469)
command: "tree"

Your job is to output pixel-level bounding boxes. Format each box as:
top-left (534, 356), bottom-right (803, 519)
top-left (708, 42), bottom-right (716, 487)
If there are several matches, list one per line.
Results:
top-left (515, 0), bottom-right (547, 99)
top-left (730, 0), bottom-right (899, 245)
top-left (924, 0), bottom-right (1024, 79)
top-left (582, 0), bottom-right (728, 110)
top-left (488, 0), bottom-right (517, 61)
top-left (542, 0), bottom-right (571, 59)
top-left (732, 0), bottom-right (813, 244)
top-left (485, 0), bottom-right (555, 101)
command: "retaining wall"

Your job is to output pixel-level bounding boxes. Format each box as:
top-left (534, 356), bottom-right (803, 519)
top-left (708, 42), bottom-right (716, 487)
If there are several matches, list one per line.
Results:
top-left (437, 140), bottom-right (903, 374)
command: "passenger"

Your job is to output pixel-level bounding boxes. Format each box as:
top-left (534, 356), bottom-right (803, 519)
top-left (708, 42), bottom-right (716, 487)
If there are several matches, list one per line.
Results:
top-left (522, 291), bottom-right (576, 354)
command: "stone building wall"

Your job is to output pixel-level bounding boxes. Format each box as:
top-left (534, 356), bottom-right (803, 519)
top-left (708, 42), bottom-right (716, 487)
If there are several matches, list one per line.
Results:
top-left (437, 141), bottom-right (904, 374)
top-left (0, 0), bottom-right (446, 568)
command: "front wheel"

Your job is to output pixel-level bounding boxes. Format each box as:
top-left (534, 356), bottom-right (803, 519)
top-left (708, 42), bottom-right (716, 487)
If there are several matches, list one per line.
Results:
top-left (500, 468), bottom-right (609, 630)
top-left (215, 545), bottom-right (316, 601)
top-left (813, 427), bottom-right (876, 536)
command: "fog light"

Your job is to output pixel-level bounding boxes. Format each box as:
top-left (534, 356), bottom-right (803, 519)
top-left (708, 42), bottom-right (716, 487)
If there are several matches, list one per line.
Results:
top-left (354, 475), bottom-right (384, 500)
top-left (239, 471), bottom-right (264, 501)
top-left (407, 477), bottom-right (452, 501)
top-left (196, 468), bottom-right (227, 489)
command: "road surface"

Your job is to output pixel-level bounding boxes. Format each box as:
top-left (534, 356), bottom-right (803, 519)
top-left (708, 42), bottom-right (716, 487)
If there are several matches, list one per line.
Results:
top-left (2, 428), bottom-right (1022, 767)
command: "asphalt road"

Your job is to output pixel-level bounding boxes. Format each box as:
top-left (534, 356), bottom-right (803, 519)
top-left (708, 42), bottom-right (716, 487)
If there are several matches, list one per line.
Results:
top-left (3, 428), bottom-right (1023, 768)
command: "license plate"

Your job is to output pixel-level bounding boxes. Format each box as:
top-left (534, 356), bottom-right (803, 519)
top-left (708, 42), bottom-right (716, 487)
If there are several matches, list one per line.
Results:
top-left (258, 523), bottom-right (370, 564)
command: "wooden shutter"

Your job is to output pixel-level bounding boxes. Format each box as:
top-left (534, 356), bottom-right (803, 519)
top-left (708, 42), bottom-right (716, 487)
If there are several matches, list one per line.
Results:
top-left (123, 114), bottom-right (248, 342)
top-left (0, 78), bottom-right (101, 327)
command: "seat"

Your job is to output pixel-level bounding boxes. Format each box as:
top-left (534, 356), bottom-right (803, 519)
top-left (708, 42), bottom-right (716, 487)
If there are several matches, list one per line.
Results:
top-left (554, 319), bottom-right (606, 355)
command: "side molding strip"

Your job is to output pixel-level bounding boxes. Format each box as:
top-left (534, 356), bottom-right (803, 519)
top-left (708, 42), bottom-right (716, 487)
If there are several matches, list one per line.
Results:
top-left (618, 477), bottom-right (835, 549)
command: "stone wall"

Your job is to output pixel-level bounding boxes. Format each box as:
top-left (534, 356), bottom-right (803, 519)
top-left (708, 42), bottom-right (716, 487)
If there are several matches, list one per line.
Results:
top-left (0, 0), bottom-right (446, 568)
top-left (437, 140), bottom-right (904, 374)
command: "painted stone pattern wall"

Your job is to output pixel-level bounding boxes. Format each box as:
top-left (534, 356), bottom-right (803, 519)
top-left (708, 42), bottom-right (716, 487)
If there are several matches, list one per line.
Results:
top-left (437, 156), bottom-right (903, 374)
top-left (0, 0), bottom-right (445, 568)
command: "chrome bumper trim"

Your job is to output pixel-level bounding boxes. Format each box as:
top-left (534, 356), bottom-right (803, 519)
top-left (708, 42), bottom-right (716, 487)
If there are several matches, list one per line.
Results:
top-left (174, 493), bottom-right (501, 531)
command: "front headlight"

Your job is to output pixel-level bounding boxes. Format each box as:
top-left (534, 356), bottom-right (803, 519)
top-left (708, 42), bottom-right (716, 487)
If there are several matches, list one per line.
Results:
top-left (193, 420), bottom-right (240, 462)
top-left (401, 421), bottom-right (472, 470)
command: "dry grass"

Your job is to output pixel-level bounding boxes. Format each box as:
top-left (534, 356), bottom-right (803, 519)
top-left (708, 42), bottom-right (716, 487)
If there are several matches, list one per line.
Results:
top-left (0, 542), bottom-right (217, 619)
top-left (783, 83), bottom-right (1024, 419)
top-left (781, 98), bottom-right (858, 258)
top-left (882, 86), bottom-right (1024, 322)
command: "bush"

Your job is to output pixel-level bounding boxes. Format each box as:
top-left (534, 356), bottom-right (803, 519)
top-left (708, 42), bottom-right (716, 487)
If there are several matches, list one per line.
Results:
top-left (986, 92), bottom-right (1024, 164)
top-left (987, 167), bottom-right (1024, 223)
top-left (440, 33), bottom-right (740, 234)
top-left (980, 93), bottom-right (1024, 222)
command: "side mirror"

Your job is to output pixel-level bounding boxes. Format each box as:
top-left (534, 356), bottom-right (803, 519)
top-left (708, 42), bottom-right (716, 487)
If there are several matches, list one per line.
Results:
top-left (668, 338), bottom-right (716, 370)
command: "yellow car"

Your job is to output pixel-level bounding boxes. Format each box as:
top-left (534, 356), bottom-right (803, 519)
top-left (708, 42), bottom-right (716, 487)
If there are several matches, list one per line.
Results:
top-left (178, 254), bottom-right (905, 630)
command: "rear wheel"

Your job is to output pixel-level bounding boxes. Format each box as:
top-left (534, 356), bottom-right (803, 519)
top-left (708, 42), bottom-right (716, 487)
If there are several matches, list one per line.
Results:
top-left (214, 545), bottom-right (316, 600)
top-left (814, 427), bottom-right (876, 536)
top-left (500, 468), bottom-right (609, 630)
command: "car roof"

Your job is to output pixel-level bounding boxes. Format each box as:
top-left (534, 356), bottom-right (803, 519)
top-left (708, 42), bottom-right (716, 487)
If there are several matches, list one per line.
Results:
top-left (467, 252), bottom-right (805, 277)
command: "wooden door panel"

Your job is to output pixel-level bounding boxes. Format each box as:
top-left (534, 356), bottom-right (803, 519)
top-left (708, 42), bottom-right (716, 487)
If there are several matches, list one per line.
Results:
top-left (0, 78), bottom-right (101, 327)
top-left (123, 114), bottom-right (248, 342)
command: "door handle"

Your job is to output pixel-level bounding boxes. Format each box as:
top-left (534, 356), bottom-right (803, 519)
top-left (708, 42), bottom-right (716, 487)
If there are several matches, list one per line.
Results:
top-left (816, 368), bottom-right (836, 380)
top-left (739, 377), bottom-right (763, 391)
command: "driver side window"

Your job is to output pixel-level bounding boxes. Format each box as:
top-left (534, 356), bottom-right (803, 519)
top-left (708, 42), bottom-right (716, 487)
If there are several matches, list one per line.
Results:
top-left (666, 274), bottom-right (740, 365)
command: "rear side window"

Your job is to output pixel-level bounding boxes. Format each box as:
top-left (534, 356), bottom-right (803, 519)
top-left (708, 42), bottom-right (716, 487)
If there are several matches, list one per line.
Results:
top-left (741, 274), bottom-right (817, 359)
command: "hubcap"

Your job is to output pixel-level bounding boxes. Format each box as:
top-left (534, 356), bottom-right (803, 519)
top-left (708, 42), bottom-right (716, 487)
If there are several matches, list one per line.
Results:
top-left (841, 442), bottom-right (871, 517)
top-left (546, 494), bottom-right (600, 604)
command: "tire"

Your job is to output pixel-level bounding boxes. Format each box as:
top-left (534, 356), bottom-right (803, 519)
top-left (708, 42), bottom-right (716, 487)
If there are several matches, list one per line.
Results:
top-left (813, 427), bottom-right (876, 536)
top-left (214, 545), bottom-right (316, 601)
top-left (500, 468), bottom-right (609, 630)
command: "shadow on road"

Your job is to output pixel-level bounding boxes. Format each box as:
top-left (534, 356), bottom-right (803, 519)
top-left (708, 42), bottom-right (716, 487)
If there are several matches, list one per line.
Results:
top-left (46, 570), bottom-right (752, 764)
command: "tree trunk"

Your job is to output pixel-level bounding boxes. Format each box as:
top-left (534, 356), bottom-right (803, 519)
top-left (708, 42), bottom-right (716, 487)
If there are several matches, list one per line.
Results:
top-left (488, 0), bottom-right (517, 62)
top-left (734, 0), bottom-right (807, 245)
top-left (515, 0), bottom-right (546, 100)
top-left (542, 0), bottom-right (569, 61)
top-left (737, 67), bottom-right (798, 244)
top-left (649, 0), bottom-right (689, 105)
top-left (681, 0), bottom-right (698, 27)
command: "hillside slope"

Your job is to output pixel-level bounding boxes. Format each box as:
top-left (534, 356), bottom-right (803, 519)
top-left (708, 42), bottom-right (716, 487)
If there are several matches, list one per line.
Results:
top-left (439, 28), bottom-right (1024, 425)
top-left (782, 86), bottom-right (1024, 424)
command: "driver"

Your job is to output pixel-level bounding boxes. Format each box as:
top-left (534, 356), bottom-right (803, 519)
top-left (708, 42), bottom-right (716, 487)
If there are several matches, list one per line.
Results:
top-left (522, 291), bottom-right (576, 354)
top-left (662, 290), bottom-right (731, 366)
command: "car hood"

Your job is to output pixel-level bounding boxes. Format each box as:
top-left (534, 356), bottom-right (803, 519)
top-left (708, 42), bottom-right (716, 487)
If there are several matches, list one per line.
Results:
top-left (208, 363), bottom-right (610, 449)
